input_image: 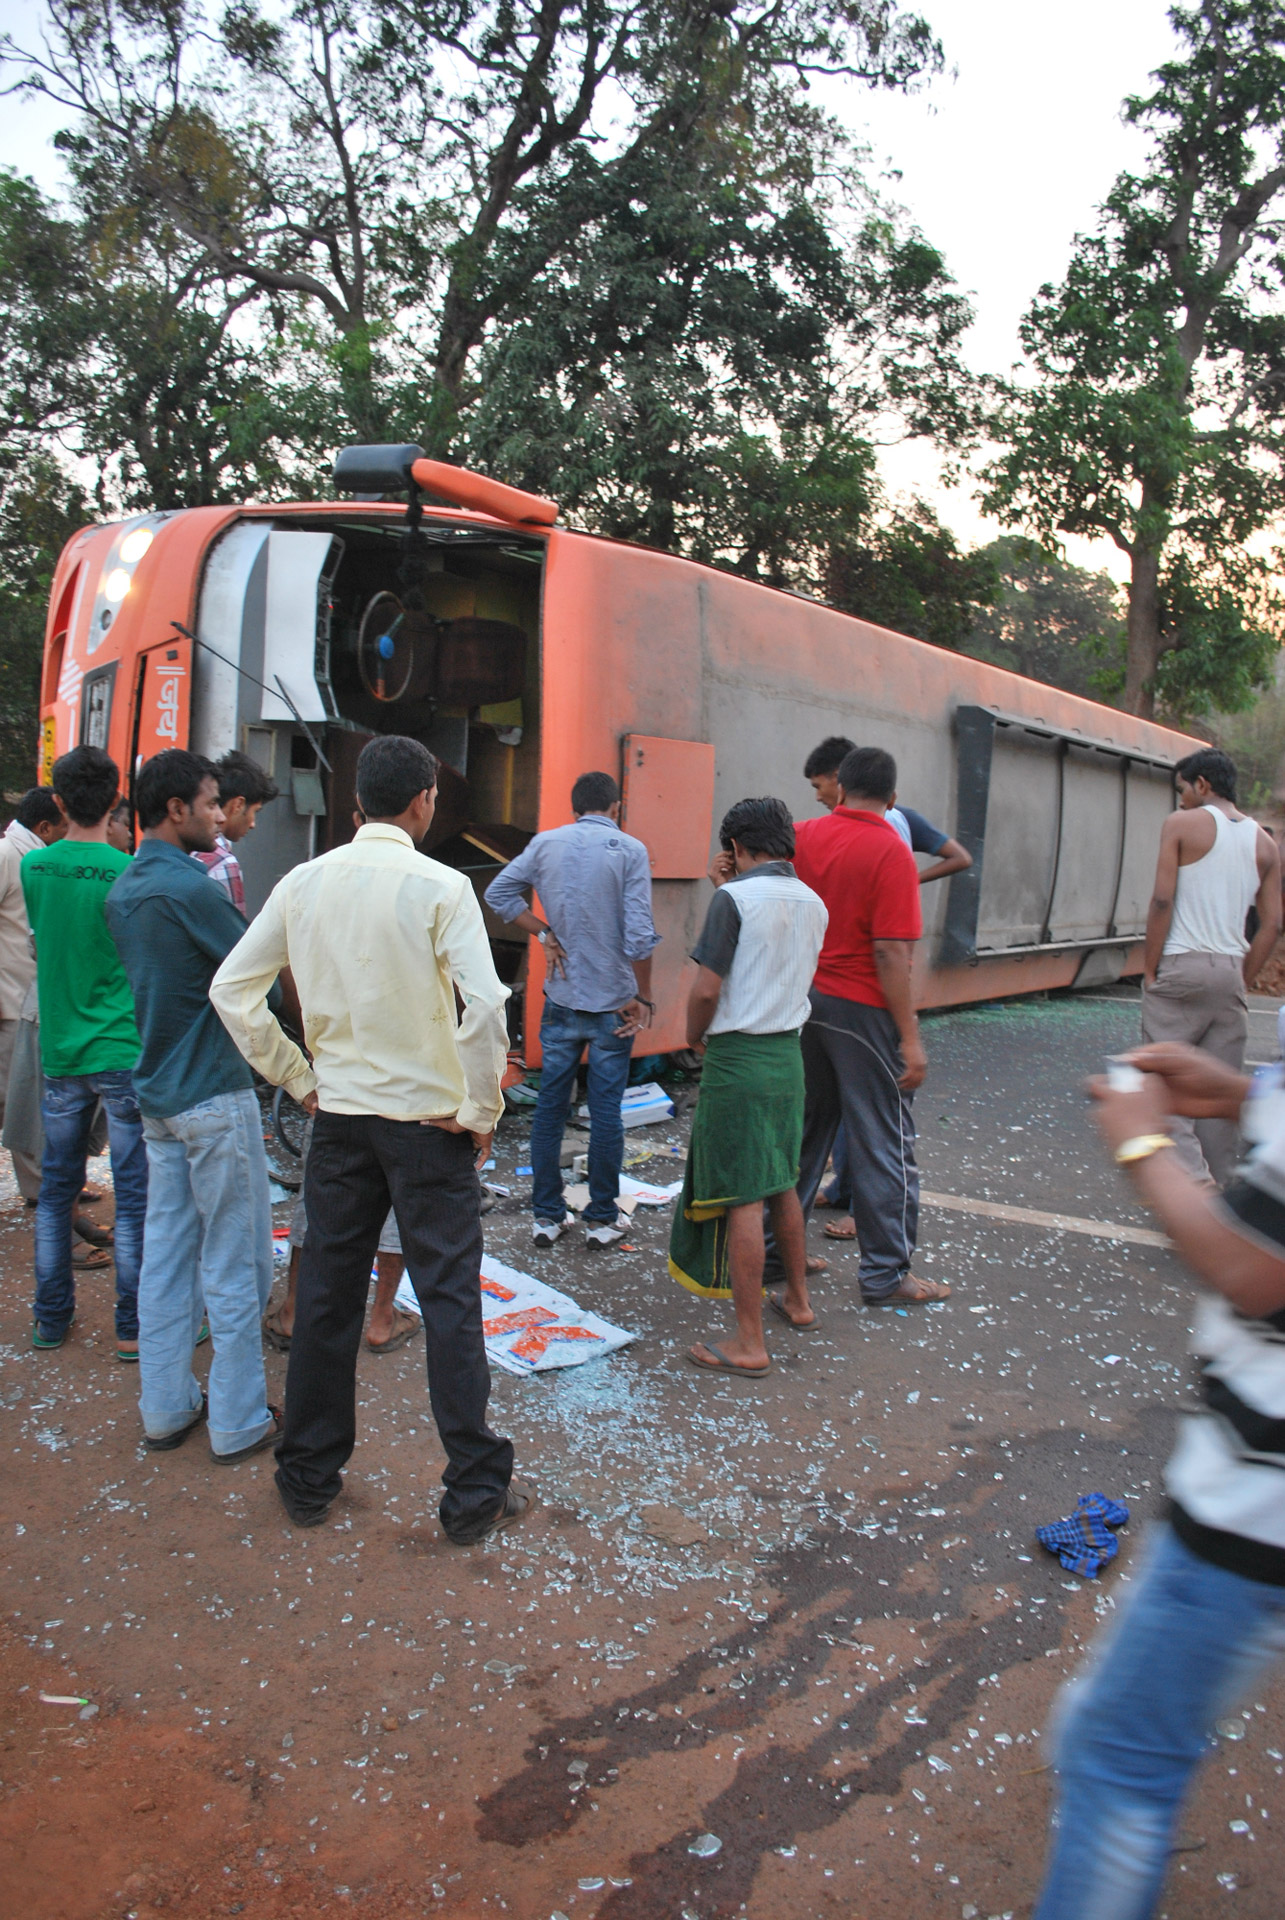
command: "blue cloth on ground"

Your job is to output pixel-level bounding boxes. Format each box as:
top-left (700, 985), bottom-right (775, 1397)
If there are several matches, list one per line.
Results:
top-left (1036, 1492), bottom-right (1129, 1578)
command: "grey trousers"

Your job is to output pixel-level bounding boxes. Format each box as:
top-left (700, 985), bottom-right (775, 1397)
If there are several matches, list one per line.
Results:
top-left (764, 988), bottom-right (919, 1300)
top-left (0, 1014), bottom-right (42, 1201)
top-left (1140, 950), bottom-right (1248, 1184)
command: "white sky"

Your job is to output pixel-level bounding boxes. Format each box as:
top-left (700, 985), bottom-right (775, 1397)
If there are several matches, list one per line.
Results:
top-left (0, 0), bottom-right (1181, 579)
top-left (839, 0), bottom-right (1178, 579)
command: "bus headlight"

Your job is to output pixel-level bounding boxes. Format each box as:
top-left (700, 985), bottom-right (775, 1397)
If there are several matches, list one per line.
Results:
top-left (118, 525), bottom-right (154, 564)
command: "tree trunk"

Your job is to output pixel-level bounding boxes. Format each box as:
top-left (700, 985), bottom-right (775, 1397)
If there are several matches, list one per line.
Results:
top-left (1124, 544), bottom-right (1163, 718)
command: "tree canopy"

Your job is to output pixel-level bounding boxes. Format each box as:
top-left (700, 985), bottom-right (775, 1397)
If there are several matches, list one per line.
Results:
top-left (983, 0), bottom-right (1285, 721)
top-left (0, 0), bottom-right (1003, 787)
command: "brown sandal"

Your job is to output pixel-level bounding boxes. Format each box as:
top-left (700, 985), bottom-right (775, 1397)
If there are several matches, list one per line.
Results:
top-left (72, 1245), bottom-right (113, 1269)
top-left (365, 1309), bottom-right (422, 1355)
top-left (866, 1273), bottom-right (952, 1306)
top-left (262, 1304), bottom-right (293, 1352)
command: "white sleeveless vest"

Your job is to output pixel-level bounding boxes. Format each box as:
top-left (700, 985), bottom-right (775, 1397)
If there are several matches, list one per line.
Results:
top-left (1163, 805), bottom-right (1260, 957)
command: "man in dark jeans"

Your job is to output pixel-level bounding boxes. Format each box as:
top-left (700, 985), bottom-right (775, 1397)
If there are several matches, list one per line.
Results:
top-left (485, 771), bottom-right (659, 1248)
top-left (22, 746), bottom-right (148, 1359)
top-left (212, 735), bottom-right (523, 1542)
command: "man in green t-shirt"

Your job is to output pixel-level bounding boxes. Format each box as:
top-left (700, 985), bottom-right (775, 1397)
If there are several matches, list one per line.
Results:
top-left (22, 745), bottom-right (147, 1358)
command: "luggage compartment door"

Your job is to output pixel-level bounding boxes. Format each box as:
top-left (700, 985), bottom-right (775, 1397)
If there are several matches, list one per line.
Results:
top-left (620, 734), bottom-right (716, 879)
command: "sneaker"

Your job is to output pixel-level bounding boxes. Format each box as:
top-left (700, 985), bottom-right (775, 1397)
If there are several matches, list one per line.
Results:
top-left (585, 1212), bottom-right (630, 1248)
top-left (532, 1218), bottom-right (567, 1247)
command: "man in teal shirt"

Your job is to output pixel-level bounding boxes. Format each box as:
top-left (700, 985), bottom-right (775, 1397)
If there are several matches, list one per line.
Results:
top-left (105, 748), bottom-right (284, 1461)
top-left (22, 745), bottom-right (147, 1357)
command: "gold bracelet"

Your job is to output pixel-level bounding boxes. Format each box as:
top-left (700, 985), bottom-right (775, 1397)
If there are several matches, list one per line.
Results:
top-left (1114, 1133), bottom-right (1174, 1167)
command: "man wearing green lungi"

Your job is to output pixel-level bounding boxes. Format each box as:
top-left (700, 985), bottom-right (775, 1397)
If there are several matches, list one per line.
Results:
top-left (669, 797), bottom-right (828, 1376)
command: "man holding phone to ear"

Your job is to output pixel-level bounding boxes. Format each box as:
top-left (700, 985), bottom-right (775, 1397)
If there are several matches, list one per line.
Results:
top-left (211, 735), bottom-right (525, 1544)
top-left (1034, 1040), bottom-right (1285, 1919)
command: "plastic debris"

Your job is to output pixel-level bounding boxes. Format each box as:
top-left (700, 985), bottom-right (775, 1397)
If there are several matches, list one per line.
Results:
top-left (688, 1833), bottom-right (722, 1857)
top-left (1217, 1718), bottom-right (1247, 1741)
top-left (38, 1692), bottom-right (88, 1706)
top-left (578, 1878), bottom-right (605, 1891)
top-left (1229, 1819), bottom-right (1251, 1834)
top-left (579, 1081), bottom-right (674, 1129)
top-left (928, 1755), bottom-right (952, 1773)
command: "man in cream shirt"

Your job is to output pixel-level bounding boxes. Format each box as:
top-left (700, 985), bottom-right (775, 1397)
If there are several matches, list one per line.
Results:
top-left (211, 735), bottom-right (526, 1541)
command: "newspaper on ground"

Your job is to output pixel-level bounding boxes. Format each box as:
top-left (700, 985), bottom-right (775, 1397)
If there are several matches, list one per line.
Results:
top-left (394, 1252), bottom-right (637, 1375)
top-left (563, 1173), bottom-right (683, 1214)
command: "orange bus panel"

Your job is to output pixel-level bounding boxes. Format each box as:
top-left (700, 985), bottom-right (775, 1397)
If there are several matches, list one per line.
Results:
top-left (621, 735), bottom-right (717, 880)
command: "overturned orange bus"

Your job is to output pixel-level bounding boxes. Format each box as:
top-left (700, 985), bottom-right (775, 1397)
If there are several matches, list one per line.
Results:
top-left (37, 444), bottom-right (1197, 1058)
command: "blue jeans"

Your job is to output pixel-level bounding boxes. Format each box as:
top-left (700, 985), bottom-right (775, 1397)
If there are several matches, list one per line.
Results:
top-left (138, 1089), bottom-right (275, 1456)
top-left (34, 1070), bottom-right (147, 1341)
top-left (531, 1001), bottom-right (634, 1224)
top-left (1035, 1523), bottom-right (1285, 1919)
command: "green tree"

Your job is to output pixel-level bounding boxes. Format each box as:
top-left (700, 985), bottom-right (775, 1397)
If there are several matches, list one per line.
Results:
top-left (822, 501), bottom-right (1000, 651)
top-left (983, 1), bottom-right (1285, 720)
top-left (958, 536), bottom-right (1125, 700)
top-left (465, 140), bottom-right (981, 578)
top-left (3, 0), bottom-right (945, 452)
top-left (0, 458), bottom-right (88, 795)
top-left (0, 163), bottom-right (325, 509)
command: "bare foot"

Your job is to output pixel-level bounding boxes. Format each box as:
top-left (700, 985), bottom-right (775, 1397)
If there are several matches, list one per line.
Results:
top-left (805, 1253), bottom-right (829, 1275)
top-left (822, 1215), bottom-right (857, 1240)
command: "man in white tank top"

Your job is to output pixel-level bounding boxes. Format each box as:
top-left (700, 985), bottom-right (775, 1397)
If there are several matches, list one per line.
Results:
top-left (1141, 748), bottom-right (1280, 1182)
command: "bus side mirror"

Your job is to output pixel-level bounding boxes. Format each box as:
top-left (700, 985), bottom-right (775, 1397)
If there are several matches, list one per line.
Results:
top-left (333, 444), bottom-right (426, 495)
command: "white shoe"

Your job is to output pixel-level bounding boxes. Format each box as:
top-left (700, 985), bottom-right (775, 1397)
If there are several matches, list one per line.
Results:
top-left (532, 1219), bottom-right (566, 1247)
top-left (585, 1213), bottom-right (630, 1248)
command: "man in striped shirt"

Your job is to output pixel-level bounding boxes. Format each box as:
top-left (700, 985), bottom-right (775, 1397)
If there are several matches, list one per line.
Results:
top-left (191, 750), bottom-right (280, 916)
top-left (1034, 1041), bottom-right (1285, 1919)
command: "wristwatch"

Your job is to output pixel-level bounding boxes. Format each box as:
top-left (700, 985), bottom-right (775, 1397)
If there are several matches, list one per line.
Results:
top-left (1114, 1133), bottom-right (1174, 1167)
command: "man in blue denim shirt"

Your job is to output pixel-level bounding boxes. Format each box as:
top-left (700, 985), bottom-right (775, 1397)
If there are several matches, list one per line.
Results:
top-left (106, 749), bottom-right (293, 1462)
top-left (486, 771), bottom-right (659, 1248)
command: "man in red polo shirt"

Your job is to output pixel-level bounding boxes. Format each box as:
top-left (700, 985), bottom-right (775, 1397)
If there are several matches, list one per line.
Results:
top-left (768, 745), bottom-right (950, 1307)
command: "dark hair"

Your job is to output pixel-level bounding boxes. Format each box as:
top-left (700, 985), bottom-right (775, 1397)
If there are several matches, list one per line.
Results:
top-left (15, 786), bottom-right (62, 831)
top-left (804, 736), bottom-right (856, 780)
top-left (215, 749), bottom-right (279, 809)
top-left (110, 800), bottom-right (131, 824)
top-left (51, 745), bottom-right (120, 827)
top-left (135, 750), bottom-right (218, 830)
top-left (719, 796), bottom-right (795, 861)
top-left (355, 735), bottom-right (438, 817)
top-left (571, 771), bottom-right (619, 816)
top-left (1175, 747), bottom-right (1237, 803)
top-left (837, 745), bottom-right (896, 802)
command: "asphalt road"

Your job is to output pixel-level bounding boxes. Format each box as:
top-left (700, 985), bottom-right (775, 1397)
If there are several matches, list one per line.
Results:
top-left (3, 987), bottom-right (1284, 1919)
